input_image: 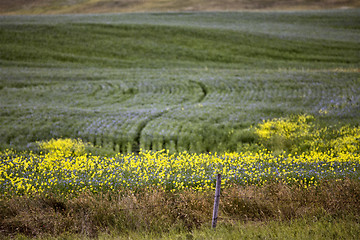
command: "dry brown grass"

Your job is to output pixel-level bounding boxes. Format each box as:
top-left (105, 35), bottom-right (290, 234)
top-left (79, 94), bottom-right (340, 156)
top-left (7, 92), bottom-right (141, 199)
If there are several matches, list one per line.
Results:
top-left (1, 179), bottom-right (360, 238)
top-left (1, 0), bottom-right (360, 15)
top-left (221, 179), bottom-right (360, 222)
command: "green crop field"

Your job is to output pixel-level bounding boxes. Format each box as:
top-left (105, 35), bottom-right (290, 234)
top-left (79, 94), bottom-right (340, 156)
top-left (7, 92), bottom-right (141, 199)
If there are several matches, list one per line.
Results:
top-left (1, 8), bottom-right (360, 239)
top-left (1, 9), bottom-right (360, 154)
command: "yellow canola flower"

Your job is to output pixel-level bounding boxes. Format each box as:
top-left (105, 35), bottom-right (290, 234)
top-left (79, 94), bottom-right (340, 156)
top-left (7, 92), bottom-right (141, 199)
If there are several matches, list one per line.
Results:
top-left (255, 114), bottom-right (360, 156)
top-left (1, 135), bottom-right (360, 197)
top-left (255, 114), bottom-right (313, 140)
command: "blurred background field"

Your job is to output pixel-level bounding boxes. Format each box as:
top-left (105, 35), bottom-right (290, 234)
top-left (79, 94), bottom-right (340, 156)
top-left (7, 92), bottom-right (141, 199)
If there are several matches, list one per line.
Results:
top-left (1, 9), bottom-right (360, 154)
top-left (1, 0), bottom-right (360, 15)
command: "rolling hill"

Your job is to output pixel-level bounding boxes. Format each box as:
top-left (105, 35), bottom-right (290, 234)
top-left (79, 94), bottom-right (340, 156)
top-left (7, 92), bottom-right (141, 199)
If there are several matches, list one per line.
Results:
top-left (1, 0), bottom-right (360, 15)
top-left (1, 10), bottom-right (359, 153)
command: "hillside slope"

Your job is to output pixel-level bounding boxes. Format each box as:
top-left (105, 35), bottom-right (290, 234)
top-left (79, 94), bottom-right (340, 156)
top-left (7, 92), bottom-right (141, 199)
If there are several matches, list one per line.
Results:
top-left (1, 0), bottom-right (360, 15)
top-left (1, 10), bottom-right (359, 153)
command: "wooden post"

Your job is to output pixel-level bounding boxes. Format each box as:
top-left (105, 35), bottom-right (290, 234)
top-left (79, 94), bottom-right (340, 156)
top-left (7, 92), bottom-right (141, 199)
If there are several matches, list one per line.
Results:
top-left (212, 174), bottom-right (221, 229)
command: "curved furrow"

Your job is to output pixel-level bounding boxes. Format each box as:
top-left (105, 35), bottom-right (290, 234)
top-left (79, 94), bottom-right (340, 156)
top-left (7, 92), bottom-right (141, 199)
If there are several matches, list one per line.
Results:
top-left (94, 79), bottom-right (195, 152)
top-left (126, 78), bottom-right (207, 153)
top-left (78, 111), bottom-right (146, 152)
top-left (14, 80), bottom-right (137, 108)
top-left (130, 109), bottom-right (170, 153)
top-left (189, 80), bottom-right (207, 103)
top-left (140, 118), bottom-right (183, 152)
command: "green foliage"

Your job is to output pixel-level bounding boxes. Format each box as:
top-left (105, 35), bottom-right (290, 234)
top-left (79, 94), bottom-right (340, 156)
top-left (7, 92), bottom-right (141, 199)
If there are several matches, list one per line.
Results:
top-left (164, 216), bottom-right (360, 240)
top-left (2, 22), bottom-right (358, 68)
top-left (5, 216), bottom-right (360, 240)
top-left (0, 11), bottom-right (359, 154)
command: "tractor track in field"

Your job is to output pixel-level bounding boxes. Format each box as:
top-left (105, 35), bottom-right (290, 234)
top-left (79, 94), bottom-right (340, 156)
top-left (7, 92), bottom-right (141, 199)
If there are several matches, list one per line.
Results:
top-left (69, 79), bottom-right (204, 153)
top-left (190, 80), bottom-right (208, 103)
top-left (132, 80), bottom-right (208, 153)
top-left (131, 109), bottom-right (169, 153)
top-left (71, 74), bottom-right (360, 153)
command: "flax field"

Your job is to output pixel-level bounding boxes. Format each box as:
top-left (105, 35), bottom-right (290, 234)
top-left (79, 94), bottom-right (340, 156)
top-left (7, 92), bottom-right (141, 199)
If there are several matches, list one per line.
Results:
top-left (2, 116), bottom-right (360, 196)
top-left (1, 9), bottom-right (360, 239)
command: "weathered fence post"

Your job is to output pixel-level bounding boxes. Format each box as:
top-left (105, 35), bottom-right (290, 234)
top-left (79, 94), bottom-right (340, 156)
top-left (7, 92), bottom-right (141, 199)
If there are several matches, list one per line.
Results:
top-left (212, 174), bottom-right (221, 229)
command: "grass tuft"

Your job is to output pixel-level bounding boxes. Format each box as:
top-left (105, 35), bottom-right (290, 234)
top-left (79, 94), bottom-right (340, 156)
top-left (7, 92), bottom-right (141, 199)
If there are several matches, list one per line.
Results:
top-left (1, 180), bottom-right (359, 238)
